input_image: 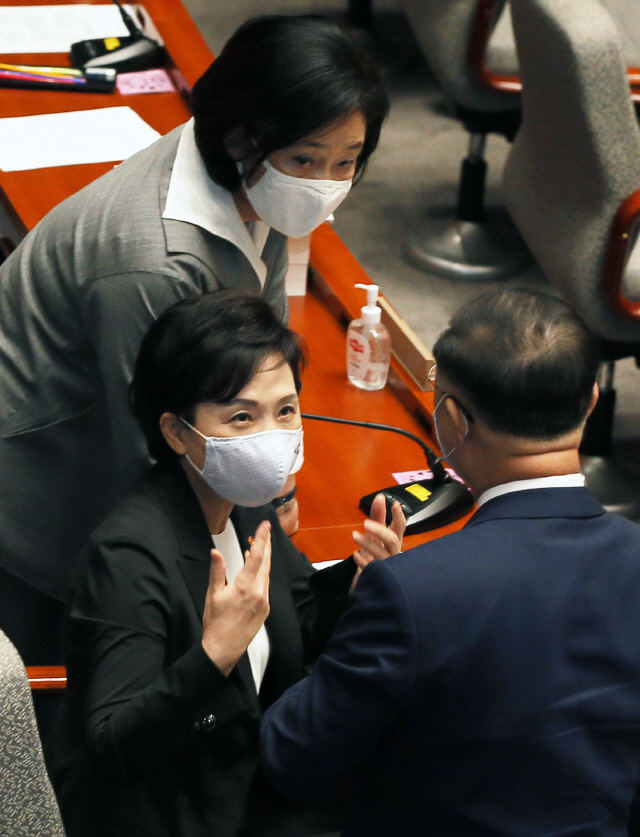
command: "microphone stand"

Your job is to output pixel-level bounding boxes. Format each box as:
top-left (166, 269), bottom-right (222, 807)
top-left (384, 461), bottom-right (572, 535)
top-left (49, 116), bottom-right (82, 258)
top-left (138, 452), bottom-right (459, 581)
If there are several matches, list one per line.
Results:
top-left (301, 413), bottom-right (475, 535)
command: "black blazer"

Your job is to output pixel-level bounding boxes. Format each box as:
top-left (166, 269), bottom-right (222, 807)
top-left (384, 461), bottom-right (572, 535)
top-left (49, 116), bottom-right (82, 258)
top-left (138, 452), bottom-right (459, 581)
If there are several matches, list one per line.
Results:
top-left (262, 488), bottom-right (640, 837)
top-left (47, 461), bottom-right (354, 837)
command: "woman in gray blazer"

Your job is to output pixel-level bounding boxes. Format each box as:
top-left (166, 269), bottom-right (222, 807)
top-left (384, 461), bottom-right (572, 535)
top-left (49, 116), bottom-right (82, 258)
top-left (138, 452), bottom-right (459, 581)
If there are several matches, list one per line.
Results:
top-left (47, 291), bottom-right (404, 837)
top-left (0, 16), bottom-right (389, 677)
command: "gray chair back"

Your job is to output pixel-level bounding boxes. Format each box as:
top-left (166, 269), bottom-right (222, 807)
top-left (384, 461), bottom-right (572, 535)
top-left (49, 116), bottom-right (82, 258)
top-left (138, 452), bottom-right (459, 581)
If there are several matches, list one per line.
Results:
top-left (485, 1), bottom-right (640, 79)
top-left (401, 0), bottom-right (517, 111)
top-left (0, 630), bottom-right (65, 836)
top-left (503, 0), bottom-right (640, 342)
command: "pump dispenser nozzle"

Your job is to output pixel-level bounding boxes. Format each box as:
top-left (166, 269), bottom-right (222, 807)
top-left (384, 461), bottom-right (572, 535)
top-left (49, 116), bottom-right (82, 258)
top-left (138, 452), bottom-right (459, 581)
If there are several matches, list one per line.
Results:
top-left (354, 283), bottom-right (382, 325)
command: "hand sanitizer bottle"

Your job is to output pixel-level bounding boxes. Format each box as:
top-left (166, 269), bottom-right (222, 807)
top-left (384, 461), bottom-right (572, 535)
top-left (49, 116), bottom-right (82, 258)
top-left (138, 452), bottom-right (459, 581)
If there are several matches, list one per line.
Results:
top-left (347, 283), bottom-right (391, 391)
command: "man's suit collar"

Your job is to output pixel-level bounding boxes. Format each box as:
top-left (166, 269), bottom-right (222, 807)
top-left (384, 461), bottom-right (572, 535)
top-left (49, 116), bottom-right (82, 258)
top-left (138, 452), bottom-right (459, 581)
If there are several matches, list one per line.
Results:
top-left (465, 486), bottom-right (606, 528)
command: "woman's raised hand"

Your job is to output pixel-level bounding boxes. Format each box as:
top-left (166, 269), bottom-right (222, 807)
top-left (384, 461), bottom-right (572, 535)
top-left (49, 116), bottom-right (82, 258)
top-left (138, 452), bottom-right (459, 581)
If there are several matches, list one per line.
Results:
top-left (201, 520), bottom-right (271, 675)
top-left (351, 493), bottom-right (406, 588)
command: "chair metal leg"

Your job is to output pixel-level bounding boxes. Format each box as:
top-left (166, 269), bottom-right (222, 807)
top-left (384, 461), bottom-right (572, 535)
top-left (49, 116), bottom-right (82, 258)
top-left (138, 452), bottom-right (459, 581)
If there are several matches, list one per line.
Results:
top-left (404, 132), bottom-right (531, 281)
top-left (580, 361), bottom-right (640, 520)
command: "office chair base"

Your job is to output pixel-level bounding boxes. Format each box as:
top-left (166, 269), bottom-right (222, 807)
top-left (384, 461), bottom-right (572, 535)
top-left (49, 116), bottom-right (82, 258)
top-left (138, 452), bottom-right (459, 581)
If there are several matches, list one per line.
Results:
top-left (404, 217), bottom-right (530, 281)
top-left (580, 454), bottom-right (640, 521)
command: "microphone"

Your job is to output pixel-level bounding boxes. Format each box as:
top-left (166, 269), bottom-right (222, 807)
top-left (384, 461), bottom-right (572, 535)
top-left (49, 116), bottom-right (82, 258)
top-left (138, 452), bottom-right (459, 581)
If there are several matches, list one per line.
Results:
top-left (111, 0), bottom-right (143, 39)
top-left (301, 413), bottom-right (474, 535)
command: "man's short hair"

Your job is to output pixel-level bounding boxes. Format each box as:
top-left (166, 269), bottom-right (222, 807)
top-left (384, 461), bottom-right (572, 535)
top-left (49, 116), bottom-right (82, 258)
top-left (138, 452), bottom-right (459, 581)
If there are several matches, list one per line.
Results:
top-left (432, 289), bottom-right (600, 439)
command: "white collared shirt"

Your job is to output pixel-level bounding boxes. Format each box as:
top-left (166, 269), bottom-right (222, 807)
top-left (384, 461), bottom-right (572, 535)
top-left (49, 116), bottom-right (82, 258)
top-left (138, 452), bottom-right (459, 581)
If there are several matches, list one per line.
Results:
top-left (212, 519), bottom-right (270, 693)
top-left (162, 118), bottom-right (270, 288)
top-left (476, 473), bottom-right (586, 508)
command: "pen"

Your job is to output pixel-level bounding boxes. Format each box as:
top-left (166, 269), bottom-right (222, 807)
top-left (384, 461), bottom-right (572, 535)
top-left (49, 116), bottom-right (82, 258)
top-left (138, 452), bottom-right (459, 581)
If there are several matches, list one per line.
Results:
top-left (0, 66), bottom-right (116, 92)
top-left (0, 62), bottom-right (83, 78)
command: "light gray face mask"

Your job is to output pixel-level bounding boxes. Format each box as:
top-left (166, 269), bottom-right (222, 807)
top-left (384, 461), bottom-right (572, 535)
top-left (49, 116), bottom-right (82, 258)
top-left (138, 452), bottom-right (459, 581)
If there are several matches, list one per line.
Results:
top-left (243, 160), bottom-right (352, 238)
top-left (182, 419), bottom-right (303, 507)
top-left (432, 394), bottom-right (469, 462)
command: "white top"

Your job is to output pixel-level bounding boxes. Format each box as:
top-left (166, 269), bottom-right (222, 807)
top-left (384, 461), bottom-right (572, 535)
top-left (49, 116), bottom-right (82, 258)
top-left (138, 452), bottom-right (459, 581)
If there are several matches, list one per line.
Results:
top-left (162, 118), bottom-right (270, 288)
top-left (212, 519), bottom-right (270, 692)
top-left (477, 473), bottom-right (586, 508)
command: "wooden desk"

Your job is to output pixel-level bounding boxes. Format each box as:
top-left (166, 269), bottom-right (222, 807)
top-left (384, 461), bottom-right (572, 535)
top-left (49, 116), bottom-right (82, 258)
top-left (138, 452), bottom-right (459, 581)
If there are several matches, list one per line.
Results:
top-left (0, 0), bottom-right (212, 237)
top-left (0, 0), bottom-right (472, 569)
top-left (289, 279), bottom-right (472, 562)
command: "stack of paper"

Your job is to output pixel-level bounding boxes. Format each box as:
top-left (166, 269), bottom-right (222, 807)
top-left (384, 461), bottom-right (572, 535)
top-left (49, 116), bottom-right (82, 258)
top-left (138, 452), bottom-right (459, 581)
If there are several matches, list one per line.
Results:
top-left (0, 107), bottom-right (161, 172)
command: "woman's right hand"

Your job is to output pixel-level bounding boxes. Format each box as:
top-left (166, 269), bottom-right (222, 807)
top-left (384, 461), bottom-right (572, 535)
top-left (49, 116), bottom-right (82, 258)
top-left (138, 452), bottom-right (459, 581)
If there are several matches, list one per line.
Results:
top-left (201, 520), bottom-right (272, 675)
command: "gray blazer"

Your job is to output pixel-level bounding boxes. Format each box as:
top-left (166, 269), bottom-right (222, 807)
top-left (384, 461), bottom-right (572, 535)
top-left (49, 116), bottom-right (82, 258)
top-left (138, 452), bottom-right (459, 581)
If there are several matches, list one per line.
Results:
top-left (0, 126), bottom-right (289, 600)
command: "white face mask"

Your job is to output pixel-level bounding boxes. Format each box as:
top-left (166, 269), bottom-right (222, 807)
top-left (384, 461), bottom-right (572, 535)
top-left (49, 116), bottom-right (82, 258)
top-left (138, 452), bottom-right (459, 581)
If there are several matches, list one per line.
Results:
top-left (182, 419), bottom-right (304, 507)
top-left (244, 159), bottom-right (352, 238)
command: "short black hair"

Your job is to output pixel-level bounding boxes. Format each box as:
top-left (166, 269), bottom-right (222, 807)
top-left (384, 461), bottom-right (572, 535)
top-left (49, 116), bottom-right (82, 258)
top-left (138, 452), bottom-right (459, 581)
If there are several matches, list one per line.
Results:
top-left (130, 291), bottom-right (305, 462)
top-left (191, 15), bottom-right (389, 191)
top-left (432, 289), bottom-right (600, 439)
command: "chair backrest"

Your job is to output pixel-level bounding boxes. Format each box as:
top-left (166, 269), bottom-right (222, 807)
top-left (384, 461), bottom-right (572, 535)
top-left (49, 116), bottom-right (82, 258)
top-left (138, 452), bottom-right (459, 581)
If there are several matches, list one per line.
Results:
top-left (503, 0), bottom-right (640, 342)
top-left (0, 630), bottom-right (65, 835)
top-left (401, 0), bottom-right (519, 111)
top-left (406, 0), bottom-right (640, 110)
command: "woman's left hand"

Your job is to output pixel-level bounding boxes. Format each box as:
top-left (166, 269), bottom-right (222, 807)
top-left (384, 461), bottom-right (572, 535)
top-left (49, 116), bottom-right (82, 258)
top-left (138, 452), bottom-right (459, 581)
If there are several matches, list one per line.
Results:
top-left (351, 493), bottom-right (406, 588)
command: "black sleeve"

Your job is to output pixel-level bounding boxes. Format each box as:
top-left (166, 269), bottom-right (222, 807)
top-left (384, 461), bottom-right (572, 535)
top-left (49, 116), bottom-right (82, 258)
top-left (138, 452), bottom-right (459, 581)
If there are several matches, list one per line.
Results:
top-left (70, 536), bottom-right (252, 780)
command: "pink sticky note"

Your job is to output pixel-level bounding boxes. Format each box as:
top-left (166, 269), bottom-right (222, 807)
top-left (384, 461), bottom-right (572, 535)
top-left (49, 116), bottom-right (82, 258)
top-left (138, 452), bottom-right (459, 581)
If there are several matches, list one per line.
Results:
top-left (116, 69), bottom-right (175, 95)
top-left (392, 468), bottom-right (464, 484)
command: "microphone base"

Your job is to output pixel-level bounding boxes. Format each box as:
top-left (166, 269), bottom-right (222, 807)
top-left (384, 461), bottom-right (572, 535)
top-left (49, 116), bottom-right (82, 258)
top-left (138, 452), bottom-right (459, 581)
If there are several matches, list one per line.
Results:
top-left (359, 477), bottom-right (475, 535)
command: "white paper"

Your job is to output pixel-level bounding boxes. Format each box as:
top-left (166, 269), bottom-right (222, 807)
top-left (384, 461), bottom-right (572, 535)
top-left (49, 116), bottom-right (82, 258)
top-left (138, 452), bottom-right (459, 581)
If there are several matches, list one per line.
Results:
top-left (0, 107), bottom-right (161, 172)
top-left (0, 4), bottom-right (139, 54)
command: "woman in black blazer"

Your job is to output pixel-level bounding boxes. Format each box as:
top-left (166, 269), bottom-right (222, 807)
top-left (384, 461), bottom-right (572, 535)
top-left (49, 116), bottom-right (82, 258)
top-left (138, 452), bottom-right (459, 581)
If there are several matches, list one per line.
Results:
top-left (47, 291), bottom-right (404, 837)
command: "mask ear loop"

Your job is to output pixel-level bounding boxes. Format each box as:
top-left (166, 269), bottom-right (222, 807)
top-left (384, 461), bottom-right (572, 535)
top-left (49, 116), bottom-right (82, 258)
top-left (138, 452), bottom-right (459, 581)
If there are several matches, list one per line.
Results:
top-left (433, 394), bottom-right (470, 464)
top-left (179, 417), bottom-right (206, 475)
top-left (180, 416), bottom-right (205, 439)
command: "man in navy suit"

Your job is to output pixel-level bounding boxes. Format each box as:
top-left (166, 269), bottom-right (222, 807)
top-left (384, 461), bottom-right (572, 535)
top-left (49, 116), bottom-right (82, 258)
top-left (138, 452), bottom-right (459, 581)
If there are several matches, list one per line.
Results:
top-left (260, 288), bottom-right (640, 837)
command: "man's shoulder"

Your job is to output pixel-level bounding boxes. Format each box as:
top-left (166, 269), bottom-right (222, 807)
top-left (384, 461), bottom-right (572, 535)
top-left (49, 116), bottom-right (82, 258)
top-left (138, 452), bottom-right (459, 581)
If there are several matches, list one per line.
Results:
top-left (382, 487), bottom-right (640, 586)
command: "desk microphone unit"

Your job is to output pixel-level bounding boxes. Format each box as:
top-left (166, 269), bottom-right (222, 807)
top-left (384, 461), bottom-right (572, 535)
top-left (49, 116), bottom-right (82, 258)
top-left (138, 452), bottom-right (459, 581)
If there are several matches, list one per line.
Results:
top-left (301, 413), bottom-right (474, 534)
top-left (70, 0), bottom-right (165, 73)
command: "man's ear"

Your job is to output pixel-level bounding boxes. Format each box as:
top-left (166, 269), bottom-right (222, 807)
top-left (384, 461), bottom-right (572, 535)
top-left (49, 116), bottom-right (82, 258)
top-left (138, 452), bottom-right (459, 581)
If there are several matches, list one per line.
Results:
top-left (443, 397), bottom-right (470, 444)
top-left (160, 413), bottom-right (188, 456)
top-left (586, 382), bottom-right (599, 418)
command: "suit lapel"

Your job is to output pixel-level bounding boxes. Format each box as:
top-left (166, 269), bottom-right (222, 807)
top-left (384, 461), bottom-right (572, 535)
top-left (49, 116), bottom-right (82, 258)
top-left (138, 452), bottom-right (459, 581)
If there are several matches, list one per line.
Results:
top-left (232, 506), bottom-right (305, 708)
top-left (149, 463), bottom-right (261, 708)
